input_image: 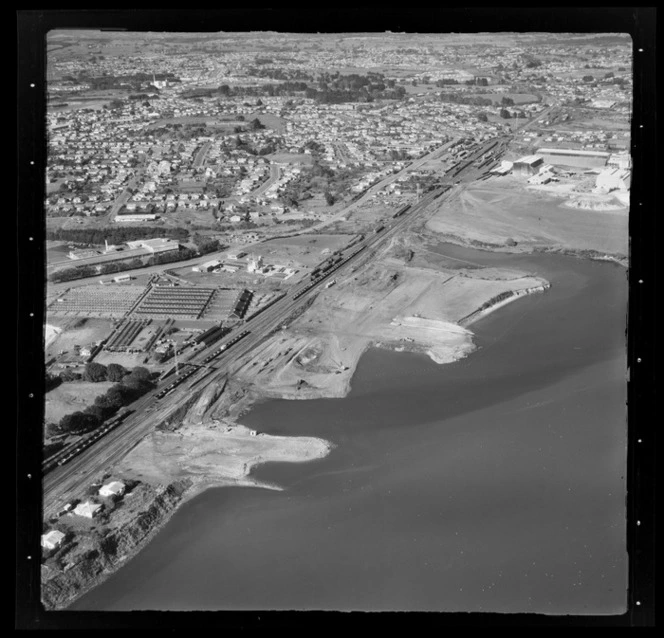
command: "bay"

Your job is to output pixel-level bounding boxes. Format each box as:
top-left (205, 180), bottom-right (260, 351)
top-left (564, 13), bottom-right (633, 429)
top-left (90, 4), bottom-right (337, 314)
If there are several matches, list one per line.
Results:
top-left (73, 247), bottom-right (628, 613)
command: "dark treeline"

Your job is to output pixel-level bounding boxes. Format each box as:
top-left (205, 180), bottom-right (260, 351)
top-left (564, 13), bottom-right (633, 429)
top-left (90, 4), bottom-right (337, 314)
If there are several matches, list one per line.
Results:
top-left (186, 72), bottom-right (407, 104)
top-left (65, 72), bottom-right (180, 91)
top-left (46, 226), bottom-right (189, 245)
top-left (49, 239), bottom-right (222, 283)
top-left (50, 366), bottom-right (155, 435)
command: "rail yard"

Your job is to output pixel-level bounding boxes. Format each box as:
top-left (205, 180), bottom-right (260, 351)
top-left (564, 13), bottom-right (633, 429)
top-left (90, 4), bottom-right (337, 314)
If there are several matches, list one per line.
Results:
top-left (42, 135), bottom-right (504, 518)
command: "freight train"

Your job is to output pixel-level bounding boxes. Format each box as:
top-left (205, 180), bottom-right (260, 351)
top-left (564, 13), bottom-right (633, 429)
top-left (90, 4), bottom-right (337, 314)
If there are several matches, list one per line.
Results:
top-left (42, 407), bottom-right (134, 474)
top-left (297, 246), bottom-right (366, 299)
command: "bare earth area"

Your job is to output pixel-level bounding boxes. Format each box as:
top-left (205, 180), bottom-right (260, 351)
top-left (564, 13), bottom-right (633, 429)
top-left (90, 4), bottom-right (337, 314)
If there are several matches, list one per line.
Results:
top-left (425, 176), bottom-right (629, 257)
top-left (42, 203), bottom-right (554, 611)
top-left (114, 422), bottom-right (332, 497)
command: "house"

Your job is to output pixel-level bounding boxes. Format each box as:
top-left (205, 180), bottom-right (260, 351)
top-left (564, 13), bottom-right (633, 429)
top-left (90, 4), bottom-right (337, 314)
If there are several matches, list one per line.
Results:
top-left (73, 501), bottom-right (102, 518)
top-left (99, 481), bottom-right (126, 498)
top-left (41, 530), bottom-right (66, 551)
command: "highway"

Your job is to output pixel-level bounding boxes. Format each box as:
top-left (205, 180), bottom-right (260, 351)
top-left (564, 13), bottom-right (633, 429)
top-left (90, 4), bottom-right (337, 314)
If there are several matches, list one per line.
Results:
top-left (42, 135), bottom-right (507, 517)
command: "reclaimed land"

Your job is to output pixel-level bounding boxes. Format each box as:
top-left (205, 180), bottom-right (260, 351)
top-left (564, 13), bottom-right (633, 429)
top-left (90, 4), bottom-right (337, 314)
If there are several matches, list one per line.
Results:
top-left (43, 226), bottom-right (553, 610)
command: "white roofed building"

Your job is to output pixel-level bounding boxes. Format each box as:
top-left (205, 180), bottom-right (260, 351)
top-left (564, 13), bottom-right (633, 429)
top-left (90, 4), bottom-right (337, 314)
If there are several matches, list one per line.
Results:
top-left (41, 530), bottom-right (66, 551)
top-left (73, 501), bottom-right (103, 519)
top-left (99, 481), bottom-right (126, 498)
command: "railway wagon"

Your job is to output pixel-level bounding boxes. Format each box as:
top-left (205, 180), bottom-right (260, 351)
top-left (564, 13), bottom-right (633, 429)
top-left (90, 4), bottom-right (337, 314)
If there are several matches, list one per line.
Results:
top-left (392, 204), bottom-right (411, 219)
top-left (43, 408), bottom-right (135, 473)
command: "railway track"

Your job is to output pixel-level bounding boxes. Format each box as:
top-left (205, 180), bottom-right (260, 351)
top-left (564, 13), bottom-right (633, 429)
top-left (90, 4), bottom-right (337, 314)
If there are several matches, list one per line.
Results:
top-left (42, 136), bottom-right (507, 515)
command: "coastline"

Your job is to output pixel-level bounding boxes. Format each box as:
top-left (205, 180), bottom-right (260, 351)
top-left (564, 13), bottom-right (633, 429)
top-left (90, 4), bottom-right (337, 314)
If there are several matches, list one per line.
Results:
top-left (42, 425), bottom-right (332, 610)
top-left (45, 245), bottom-right (560, 611)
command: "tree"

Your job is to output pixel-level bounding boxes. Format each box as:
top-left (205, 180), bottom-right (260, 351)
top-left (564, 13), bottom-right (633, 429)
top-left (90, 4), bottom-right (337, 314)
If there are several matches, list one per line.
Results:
top-left (582, 75), bottom-right (594, 82)
top-left (324, 191), bottom-right (335, 206)
top-left (106, 363), bottom-right (126, 382)
top-left (501, 96), bottom-right (515, 107)
top-left (59, 369), bottom-right (81, 383)
top-left (84, 362), bottom-right (108, 382)
top-left (45, 373), bottom-right (62, 392)
top-left (126, 366), bottom-right (152, 383)
top-left (59, 411), bottom-right (99, 435)
top-left (499, 108), bottom-right (511, 119)
top-left (477, 112), bottom-right (489, 122)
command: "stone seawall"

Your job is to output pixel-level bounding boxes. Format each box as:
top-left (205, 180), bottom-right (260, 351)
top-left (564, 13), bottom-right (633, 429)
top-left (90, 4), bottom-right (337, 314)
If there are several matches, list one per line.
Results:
top-left (459, 281), bottom-right (550, 327)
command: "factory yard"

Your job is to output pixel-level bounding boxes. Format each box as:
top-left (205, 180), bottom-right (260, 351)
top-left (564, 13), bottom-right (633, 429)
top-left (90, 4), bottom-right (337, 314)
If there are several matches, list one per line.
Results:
top-left (425, 176), bottom-right (629, 257)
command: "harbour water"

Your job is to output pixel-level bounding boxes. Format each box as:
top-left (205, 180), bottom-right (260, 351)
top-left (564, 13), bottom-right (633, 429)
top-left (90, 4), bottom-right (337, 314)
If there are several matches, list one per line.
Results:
top-left (73, 247), bottom-right (628, 613)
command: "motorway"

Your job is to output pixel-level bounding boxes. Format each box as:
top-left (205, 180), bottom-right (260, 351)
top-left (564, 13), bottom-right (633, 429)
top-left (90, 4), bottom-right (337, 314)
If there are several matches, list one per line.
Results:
top-left (42, 135), bottom-right (507, 517)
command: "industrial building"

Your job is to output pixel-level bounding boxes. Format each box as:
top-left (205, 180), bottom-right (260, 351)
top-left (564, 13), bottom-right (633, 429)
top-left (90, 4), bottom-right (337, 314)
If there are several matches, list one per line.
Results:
top-left (536, 148), bottom-right (610, 169)
top-left (49, 238), bottom-right (180, 274)
top-left (594, 168), bottom-right (631, 193)
top-left (490, 160), bottom-right (513, 176)
top-left (512, 155), bottom-right (544, 176)
top-left (193, 259), bottom-right (222, 273)
top-left (125, 238), bottom-right (180, 254)
top-left (115, 213), bottom-right (158, 223)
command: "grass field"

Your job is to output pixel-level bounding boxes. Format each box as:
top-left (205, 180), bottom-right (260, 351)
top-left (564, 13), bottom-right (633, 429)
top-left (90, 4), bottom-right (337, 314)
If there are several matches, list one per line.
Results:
top-left (45, 381), bottom-right (116, 424)
top-left (45, 318), bottom-right (114, 359)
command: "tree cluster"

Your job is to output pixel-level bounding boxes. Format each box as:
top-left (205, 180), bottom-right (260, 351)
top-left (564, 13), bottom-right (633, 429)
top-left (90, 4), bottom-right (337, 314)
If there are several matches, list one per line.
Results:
top-left (55, 366), bottom-right (154, 435)
top-left (46, 226), bottom-right (188, 246)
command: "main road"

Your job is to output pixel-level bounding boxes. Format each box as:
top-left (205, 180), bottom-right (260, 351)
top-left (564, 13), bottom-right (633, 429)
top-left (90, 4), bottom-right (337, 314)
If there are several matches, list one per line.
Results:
top-left (42, 136), bottom-right (506, 517)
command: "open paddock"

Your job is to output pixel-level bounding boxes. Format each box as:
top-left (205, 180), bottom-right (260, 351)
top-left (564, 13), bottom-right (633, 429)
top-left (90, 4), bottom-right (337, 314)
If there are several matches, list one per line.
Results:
top-left (45, 381), bottom-right (117, 425)
top-left (45, 318), bottom-right (114, 359)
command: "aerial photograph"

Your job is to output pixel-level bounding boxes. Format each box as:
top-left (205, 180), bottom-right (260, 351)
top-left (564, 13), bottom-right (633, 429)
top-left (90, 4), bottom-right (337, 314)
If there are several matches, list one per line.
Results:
top-left (24, 16), bottom-right (647, 621)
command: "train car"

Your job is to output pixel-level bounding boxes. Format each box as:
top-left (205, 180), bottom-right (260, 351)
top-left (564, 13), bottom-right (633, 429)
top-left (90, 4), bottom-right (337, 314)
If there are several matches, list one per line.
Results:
top-left (44, 408), bottom-right (135, 472)
top-left (374, 225), bottom-right (385, 234)
top-left (392, 204), bottom-right (411, 219)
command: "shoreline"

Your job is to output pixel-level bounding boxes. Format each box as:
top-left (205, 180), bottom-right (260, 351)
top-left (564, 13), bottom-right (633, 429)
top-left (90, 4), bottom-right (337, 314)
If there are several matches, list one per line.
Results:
top-left (426, 232), bottom-right (628, 269)
top-left (43, 242), bottom-right (614, 611)
top-left (43, 426), bottom-right (332, 610)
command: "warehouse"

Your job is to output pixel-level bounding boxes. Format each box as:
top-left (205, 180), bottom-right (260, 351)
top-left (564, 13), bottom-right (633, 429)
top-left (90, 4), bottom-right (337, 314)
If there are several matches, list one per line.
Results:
top-left (512, 155), bottom-right (544, 176)
top-left (115, 213), bottom-right (158, 223)
top-left (125, 238), bottom-right (180, 254)
top-left (193, 259), bottom-right (222, 273)
top-left (536, 148), bottom-right (610, 169)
